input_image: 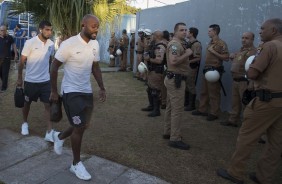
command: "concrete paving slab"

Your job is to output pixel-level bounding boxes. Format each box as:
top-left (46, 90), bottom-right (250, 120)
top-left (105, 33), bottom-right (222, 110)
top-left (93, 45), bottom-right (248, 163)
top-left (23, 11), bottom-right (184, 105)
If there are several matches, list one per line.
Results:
top-left (83, 156), bottom-right (129, 184)
top-left (43, 155), bottom-right (129, 184)
top-left (111, 169), bottom-right (170, 184)
top-left (0, 149), bottom-right (72, 184)
top-left (0, 136), bottom-right (48, 170)
top-left (0, 129), bottom-right (22, 145)
top-left (0, 129), bottom-right (170, 184)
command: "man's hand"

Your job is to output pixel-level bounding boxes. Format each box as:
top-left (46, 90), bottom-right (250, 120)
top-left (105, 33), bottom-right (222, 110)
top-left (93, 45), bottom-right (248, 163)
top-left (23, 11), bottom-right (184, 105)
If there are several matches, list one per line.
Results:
top-left (208, 46), bottom-right (216, 54)
top-left (49, 92), bottom-right (59, 103)
top-left (185, 48), bottom-right (193, 57)
top-left (229, 53), bottom-right (236, 60)
top-left (99, 88), bottom-right (106, 102)
top-left (16, 79), bottom-right (23, 88)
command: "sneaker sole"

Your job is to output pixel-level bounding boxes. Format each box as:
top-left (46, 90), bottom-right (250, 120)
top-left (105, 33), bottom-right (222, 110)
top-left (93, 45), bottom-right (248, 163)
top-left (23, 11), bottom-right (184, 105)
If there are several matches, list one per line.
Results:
top-left (69, 167), bottom-right (91, 180)
top-left (21, 132), bottom-right (29, 136)
top-left (44, 137), bottom-right (54, 142)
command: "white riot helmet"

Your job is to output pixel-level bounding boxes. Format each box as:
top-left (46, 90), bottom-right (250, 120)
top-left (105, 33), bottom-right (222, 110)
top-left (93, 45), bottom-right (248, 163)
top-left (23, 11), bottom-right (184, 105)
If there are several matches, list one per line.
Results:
top-left (138, 62), bottom-right (148, 74)
top-left (245, 55), bottom-right (255, 71)
top-left (110, 54), bottom-right (115, 59)
top-left (144, 29), bottom-right (152, 36)
top-left (138, 28), bottom-right (144, 33)
top-left (205, 69), bottom-right (220, 82)
top-left (116, 49), bottom-right (122, 56)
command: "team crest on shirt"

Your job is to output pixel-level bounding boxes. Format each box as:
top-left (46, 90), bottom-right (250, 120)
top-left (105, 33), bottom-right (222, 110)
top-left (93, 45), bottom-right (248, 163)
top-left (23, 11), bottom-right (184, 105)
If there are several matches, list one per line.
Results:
top-left (72, 116), bottom-right (81, 125)
top-left (25, 96), bottom-right (29, 102)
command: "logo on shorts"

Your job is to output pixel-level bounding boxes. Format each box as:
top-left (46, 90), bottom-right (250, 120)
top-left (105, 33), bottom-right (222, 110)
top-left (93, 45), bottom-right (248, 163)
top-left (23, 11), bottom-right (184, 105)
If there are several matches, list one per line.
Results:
top-left (25, 95), bottom-right (29, 102)
top-left (72, 116), bottom-right (81, 125)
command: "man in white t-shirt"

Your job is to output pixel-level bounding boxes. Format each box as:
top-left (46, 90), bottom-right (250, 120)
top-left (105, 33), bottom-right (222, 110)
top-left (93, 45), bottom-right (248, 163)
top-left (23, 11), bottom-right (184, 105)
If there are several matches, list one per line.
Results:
top-left (17, 20), bottom-right (58, 141)
top-left (49, 14), bottom-right (106, 181)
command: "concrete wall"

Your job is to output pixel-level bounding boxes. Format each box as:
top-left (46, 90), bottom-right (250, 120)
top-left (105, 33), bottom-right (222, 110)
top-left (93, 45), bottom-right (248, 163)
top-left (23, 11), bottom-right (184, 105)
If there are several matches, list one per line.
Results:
top-left (135, 0), bottom-right (282, 111)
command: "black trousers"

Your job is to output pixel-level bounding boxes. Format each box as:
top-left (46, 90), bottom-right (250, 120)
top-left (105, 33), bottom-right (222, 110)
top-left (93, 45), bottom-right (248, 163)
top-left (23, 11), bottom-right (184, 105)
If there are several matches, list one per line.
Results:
top-left (0, 58), bottom-right (11, 90)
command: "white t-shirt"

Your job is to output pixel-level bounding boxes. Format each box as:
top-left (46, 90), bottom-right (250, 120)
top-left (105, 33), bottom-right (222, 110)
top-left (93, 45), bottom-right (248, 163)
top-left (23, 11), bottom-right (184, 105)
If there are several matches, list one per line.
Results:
top-left (55, 33), bottom-right (100, 94)
top-left (21, 36), bottom-right (54, 83)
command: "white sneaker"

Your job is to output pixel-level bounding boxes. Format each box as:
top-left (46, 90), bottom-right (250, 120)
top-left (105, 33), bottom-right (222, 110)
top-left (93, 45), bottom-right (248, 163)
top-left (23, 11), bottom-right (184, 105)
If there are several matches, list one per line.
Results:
top-left (53, 131), bottom-right (64, 155)
top-left (44, 129), bottom-right (57, 142)
top-left (70, 161), bottom-right (91, 180)
top-left (21, 122), bottom-right (29, 135)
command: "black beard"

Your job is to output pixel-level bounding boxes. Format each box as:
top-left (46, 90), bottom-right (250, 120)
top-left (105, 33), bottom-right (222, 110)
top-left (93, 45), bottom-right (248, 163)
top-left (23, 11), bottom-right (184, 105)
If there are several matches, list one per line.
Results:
top-left (41, 34), bottom-right (49, 40)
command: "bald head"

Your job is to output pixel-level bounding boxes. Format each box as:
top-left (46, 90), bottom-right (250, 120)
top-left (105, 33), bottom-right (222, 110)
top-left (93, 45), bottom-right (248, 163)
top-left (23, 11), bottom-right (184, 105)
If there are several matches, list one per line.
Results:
top-left (82, 14), bottom-right (99, 28)
top-left (242, 32), bottom-right (254, 48)
top-left (260, 18), bottom-right (282, 42)
top-left (244, 32), bottom-right (254, 40)
top-left (81, 14), bottom-right (100, 41)
top-left (266, 18), bottom-right (282, 33)
top-left (154, 30), bottom-right (163, 41)
top-left (0, 25), bottom-right (7, 36)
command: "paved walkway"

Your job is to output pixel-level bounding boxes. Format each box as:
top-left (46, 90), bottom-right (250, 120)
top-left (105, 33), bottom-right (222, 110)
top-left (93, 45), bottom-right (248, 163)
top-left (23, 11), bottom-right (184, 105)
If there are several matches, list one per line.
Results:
top-left (0, 129), bottom-right (170, 184)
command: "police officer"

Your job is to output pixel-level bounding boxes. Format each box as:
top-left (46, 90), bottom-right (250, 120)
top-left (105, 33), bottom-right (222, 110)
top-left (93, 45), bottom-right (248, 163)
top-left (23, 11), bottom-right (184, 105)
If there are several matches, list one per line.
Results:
top-left (217, 18), bottom-right (282, 184)
top-left (142, 29), bottom-right (152, 82)
top-left (108, 32), bottom-right (118, 67)
top-left (129, 29), bottom-right (135, 71)
top-left (163, 23), bottom-right (193, 150)
top-left (192, 24), bottom-right (229, 121)
top-left (141, 30), bottom-right (166, 117)
top-left (135, 29), bottom-right (145, 79)
top-left (160, 30), bottom-right (170, 109)
top-left (220, 32), bottom-right (256, 127)
top-left (184, 27), bottom-right (202, 111)
top-left (119, 29), bottom-right (129, 71)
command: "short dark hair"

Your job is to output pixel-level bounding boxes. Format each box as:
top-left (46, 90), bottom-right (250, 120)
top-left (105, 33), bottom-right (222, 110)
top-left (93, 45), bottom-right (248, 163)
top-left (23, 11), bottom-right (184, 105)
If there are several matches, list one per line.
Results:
top-left (174, 22), bottom-right (186, 32)
top-left (209, 24), bottom-right (220, 35)
top-left (189, 27), bottom-right (199, 38)
top-left (163, 30), bottom-right (170, 41)
top-left (16, 24), bottom-right (22, 28)
top-left (122, 29), bottom-right (127, 34)
top-left (39, 20), bottom-right (52, 29)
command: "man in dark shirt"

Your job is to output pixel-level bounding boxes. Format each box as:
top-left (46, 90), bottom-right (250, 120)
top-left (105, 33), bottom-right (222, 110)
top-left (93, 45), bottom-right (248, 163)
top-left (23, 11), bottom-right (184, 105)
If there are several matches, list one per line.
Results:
top-left (0, 25), bottom-right (18, 92)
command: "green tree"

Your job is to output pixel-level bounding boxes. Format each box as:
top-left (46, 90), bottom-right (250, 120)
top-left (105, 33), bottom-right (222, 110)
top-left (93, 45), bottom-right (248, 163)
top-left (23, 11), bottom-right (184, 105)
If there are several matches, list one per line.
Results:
top-left (9, 0), bottom-right (139, 38)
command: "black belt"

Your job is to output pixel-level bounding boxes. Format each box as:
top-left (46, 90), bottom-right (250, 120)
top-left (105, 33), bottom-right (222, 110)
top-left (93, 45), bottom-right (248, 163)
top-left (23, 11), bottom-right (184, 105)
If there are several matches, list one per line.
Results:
top-left (233, 77), bottom-right (248, 82)
top-left (255, 89), bottom-right (282, 102)
top-left (255, 91), bottom-right (282, 98)
top-left (166, 71), bottom-right (187, 81)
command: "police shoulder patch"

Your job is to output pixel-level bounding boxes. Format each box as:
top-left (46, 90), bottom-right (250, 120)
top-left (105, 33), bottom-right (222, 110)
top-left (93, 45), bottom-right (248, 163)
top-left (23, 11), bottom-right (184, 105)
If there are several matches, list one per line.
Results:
top-left (171, 45), bottom-right (178, 55)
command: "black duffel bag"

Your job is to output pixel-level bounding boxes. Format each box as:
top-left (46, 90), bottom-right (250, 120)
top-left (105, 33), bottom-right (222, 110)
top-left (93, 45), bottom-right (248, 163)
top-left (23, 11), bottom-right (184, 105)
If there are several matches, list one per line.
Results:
top-left (50, 96), bottom-right (63, 122)
top-left (14, 87), bottom-right (24, 108)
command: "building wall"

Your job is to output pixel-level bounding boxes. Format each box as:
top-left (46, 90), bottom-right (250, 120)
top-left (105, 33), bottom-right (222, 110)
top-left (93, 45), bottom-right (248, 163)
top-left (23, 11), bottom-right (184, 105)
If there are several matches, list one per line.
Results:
top-left (135, 0), bottom-right (282, 111)
top-left (98, 14), bottom-right (136, 64)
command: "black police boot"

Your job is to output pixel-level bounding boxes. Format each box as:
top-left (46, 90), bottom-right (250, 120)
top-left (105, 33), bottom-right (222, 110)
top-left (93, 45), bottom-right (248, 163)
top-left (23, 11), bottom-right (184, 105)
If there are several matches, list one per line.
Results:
top-left (141, 88), bottom-right (153, 111)
top-left (148, 96), bottom-right (161, 117)
top-left (184, 91), bottom-right (190, 107)
top-left (185, 94), bottom-right (196, 111)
